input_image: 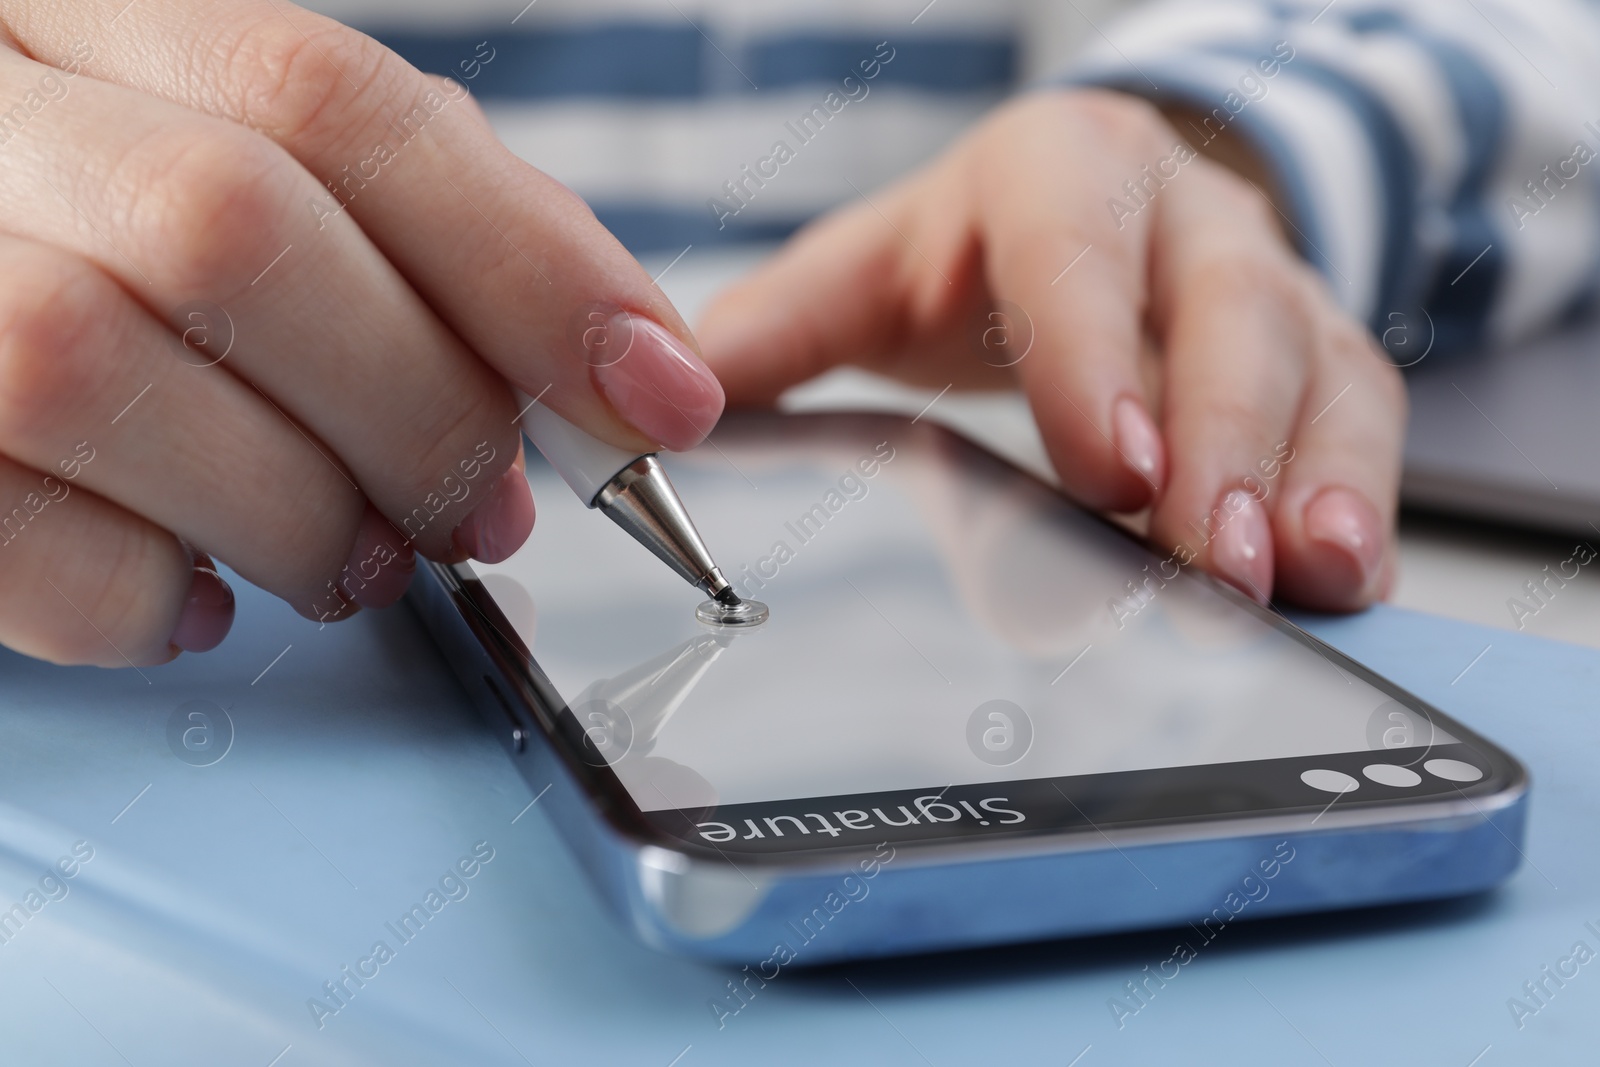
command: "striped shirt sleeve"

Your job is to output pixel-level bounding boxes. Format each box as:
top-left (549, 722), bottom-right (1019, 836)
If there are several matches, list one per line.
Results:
top-left (308, 0), bottom-right (1024, 257)
top-left (1064, 0), bottom-right (1600, 356)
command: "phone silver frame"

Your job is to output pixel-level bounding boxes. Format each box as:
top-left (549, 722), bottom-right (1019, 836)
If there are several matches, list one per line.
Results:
top-left (406, 416), bottom-right (1528, 964)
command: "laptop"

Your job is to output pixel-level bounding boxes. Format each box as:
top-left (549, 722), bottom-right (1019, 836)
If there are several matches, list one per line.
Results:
top-left (1403, 314), bottom-right (1600, 538)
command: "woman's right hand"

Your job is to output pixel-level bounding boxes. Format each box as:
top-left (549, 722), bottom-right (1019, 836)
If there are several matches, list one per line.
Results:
top-left (0, 0), bottom-right (723, 667)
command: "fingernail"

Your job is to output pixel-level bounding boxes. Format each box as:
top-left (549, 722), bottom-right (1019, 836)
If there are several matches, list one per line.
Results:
top-left (171, 554), bottom-right (235, 653)
top-left (342, 510), bottom-right (416, 610)
top-left (1304, 485), bottom-right (1384, 593)
top-left (1210, 488), bottom-right (1273, 603)
top-left (452, 465), bottom-right (535, 564)
top-left (1112, 395), bottom-right (1166, 493)
top-left (591, 313), bottom-right (725, 452)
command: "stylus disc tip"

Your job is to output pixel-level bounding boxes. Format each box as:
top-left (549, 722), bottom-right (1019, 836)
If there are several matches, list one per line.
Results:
top-left (696, 598), bottom-right (769, 628)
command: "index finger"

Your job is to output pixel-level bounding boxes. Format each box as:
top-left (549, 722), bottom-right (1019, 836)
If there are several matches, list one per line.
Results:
top-left (5, 1), bottom-right (722, 453)
top-left (979, 91), bottom-right (1173, 513)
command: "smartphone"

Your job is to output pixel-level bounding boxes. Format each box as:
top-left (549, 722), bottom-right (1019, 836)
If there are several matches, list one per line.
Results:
top-left (407, 410), bottom-right (1527, 964)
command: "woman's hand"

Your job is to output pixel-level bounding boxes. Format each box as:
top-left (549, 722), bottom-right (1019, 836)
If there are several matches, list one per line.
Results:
top-left (698, 89), bottom-right (1406, 611)
top-left (0, 1), bottom-right (722, 666)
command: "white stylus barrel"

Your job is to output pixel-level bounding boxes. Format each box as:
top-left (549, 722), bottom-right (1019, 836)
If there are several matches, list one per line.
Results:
top-left (516, 392), bottom-right (741, 606)
top-left (518, 394), bottom-right (638, 507)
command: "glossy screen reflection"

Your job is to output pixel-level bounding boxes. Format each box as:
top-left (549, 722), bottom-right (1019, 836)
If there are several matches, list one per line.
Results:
top-left (474, 413), bottom-right (1448, 813)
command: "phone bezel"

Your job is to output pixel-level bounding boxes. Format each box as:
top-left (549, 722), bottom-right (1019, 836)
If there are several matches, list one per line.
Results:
top-left (427, 413), bottom-right (1527, 873)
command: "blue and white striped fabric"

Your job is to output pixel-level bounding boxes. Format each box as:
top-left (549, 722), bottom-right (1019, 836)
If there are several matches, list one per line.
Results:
top-left (308, 0), bottom-right (1600, 356)
top-left (1068, 0), bottom-right (1600, 351)
top-left (310, 0), bottom-right (1025, 254)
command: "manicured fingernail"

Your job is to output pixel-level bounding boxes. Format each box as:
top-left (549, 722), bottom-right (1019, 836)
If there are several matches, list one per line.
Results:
top-left (452, 465), bottom-right (535, 564)
top-left (1210, 488), bottom-right (1273, 603)
top-left (1304, 485), bottom-right (1383, 592)
top-left (171, 554), bottom-right (235, 653)
top-left (341, 510), bottom-right (416, 610)
top-left (1112, 395), bottom-right (1166, 493)
top-left (590, 313), bottom-right (725, 452)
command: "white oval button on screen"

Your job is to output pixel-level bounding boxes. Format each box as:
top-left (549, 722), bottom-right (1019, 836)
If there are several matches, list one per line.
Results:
top-left (1363, 764), bottom-right (1422, 787)
top-left (1424, 758), bottom-right (1484, 783)
top-left (1301, 769), bottom-right (1360, 793)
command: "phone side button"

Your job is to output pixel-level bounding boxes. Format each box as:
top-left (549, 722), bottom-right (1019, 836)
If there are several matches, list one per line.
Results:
top-left (1300, 768), bottom-right (1360, 794)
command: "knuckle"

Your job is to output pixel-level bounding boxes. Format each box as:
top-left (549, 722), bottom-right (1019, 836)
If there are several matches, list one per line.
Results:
top-left (229, 17), bottom-right (420, 150)
top-left (1309, 309), bottom-right (1410, 429)
top-left (1355, 327), bottom-right (1410, 417)
top-left (1186, 248), bottom-right (1310, 324)
top-left (0, 251), bottom-right (114, 441)
top-left (1186, 161), bottom-right (1284, 239)
top-left (1078, 91), bottom-right (1174, 162)
top-left (129, 127), bottom-right (292, 297)
top-left (1197, 391), bottom-right (1274, 440)
top-left (1379, 354), bottom-right (1408, 415)
top-left (1224, 180), bottom-right (1278, 234)
top-left (991, 88), bottom-right (1172, 162)
top-left (1060, 88), bottom-right (1170, 145)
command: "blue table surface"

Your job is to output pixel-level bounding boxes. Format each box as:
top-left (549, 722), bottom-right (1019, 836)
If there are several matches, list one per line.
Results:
top-left (0, 574), bottom-right (1596, 1067)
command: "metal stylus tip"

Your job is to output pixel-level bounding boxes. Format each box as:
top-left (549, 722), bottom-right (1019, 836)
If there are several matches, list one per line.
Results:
top-left (710, 577), bottom-right (741, 608)
top-left (593, 455), bottom-right (769, 626)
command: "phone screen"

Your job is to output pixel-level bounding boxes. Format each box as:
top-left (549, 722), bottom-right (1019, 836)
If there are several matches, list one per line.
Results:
top-left (471, 413), bottom-right (1502, 855)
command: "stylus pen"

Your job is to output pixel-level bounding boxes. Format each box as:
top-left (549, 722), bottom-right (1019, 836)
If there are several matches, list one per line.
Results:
top-left (517, 392), bottom-right (742, 607)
